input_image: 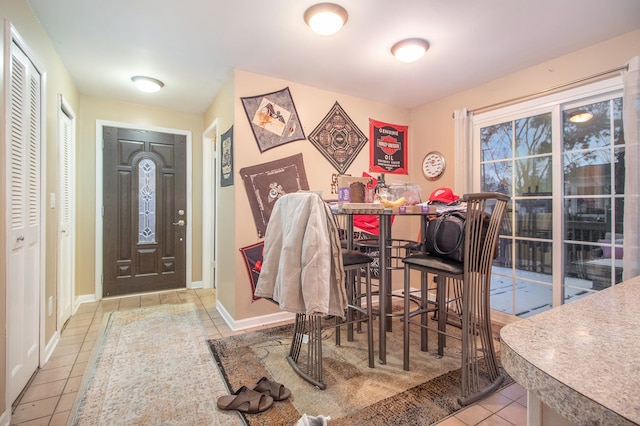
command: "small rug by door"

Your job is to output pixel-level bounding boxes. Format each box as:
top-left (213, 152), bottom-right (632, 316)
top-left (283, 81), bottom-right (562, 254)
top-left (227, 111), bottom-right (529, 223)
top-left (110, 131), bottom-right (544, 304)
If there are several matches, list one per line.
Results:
top-left (209, 317), bottom-right (511, 426)
top-left (68, 303), bottom-right (243, 426)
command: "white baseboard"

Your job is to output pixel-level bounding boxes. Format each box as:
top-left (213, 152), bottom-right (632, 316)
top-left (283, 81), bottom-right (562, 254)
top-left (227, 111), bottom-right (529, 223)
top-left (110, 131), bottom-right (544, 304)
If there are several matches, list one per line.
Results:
top-left (42, 331), bottom-right (60, 366)
top-left (74, 294), bottom-right (97, 315)
top-left (0, 408), bottom-right (9, 426)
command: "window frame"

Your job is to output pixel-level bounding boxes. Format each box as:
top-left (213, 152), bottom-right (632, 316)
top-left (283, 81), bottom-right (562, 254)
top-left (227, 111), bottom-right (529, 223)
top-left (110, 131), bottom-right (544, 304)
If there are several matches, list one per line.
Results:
top-left (471, 77), bottom-right (624, 323)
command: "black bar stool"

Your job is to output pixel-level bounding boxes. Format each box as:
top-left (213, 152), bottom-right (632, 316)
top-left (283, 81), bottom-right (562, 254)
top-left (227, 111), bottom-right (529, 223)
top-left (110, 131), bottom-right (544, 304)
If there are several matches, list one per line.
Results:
top-left (402, 192), bottom-right (509, 405)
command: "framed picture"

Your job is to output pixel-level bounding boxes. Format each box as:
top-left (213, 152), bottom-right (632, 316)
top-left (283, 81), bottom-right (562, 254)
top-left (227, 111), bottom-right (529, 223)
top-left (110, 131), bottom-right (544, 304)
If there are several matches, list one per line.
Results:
top-left (239, 241), bottom-right (264, 302)
top-left (369, 119), bottom-right (408, 174)
top-left (220, 126), bottom-right (234, 187)
top-left (241, 87), bottom-right (306, 152)
top-left (308, 101), bottom-right (368, 174)
top-left (239, 153), bottom-right (310, 238)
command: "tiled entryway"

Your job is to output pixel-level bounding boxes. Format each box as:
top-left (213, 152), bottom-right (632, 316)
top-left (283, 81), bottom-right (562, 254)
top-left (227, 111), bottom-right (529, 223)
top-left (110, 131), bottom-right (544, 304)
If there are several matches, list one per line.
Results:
top-left (9, 289), bottom-right (526, 425)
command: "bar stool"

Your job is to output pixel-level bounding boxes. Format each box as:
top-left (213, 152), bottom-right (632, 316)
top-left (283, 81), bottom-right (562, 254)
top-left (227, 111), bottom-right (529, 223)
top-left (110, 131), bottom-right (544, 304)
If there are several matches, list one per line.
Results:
top-left (353, 237), bottom-right (421, 331)
top-left (287, 249), bottom-right (375, 390)
top-left (254, 192), bottom-right (375, 390)
top-left (401, 192), bottom-right (509, 405)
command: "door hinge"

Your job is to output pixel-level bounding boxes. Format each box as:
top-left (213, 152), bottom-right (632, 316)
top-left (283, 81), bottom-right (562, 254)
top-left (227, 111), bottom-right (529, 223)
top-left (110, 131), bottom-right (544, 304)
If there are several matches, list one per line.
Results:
top-left (101, 206), bottom-right (104, 217)
top-left (101, 274), bottom-right (103, 284)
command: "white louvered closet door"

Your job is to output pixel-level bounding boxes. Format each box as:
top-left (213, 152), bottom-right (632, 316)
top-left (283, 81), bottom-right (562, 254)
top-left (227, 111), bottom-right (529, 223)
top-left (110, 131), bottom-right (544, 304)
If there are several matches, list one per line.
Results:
top-left (7, 40), bottom-right (42, 404)
top-left (57, 99), bottom-right (75, 327)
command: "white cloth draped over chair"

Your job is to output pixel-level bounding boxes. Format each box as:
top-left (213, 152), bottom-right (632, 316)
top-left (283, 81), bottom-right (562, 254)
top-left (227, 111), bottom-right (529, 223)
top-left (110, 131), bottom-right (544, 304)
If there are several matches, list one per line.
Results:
top-left (255, 191), bottom-right (374, 390)
top-left (255, 191), bottom-right (348, 318)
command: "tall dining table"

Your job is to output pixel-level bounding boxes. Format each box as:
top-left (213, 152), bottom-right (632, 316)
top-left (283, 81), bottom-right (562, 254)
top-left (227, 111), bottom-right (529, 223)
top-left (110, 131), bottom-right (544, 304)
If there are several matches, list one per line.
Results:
top-left (336, 204), bottom-right (435, 364)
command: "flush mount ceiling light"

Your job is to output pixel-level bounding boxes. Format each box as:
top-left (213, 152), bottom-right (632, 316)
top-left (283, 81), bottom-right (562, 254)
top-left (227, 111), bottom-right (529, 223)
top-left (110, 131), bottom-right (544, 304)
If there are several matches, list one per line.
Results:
top-left (131, 76), bottom-right (164, 93)
top-left (304, 3), bottom-right (348, 35)
top-left (391, 38), bottom-right (430, 63)
top-left (569, 110), bottom-right (593, 123)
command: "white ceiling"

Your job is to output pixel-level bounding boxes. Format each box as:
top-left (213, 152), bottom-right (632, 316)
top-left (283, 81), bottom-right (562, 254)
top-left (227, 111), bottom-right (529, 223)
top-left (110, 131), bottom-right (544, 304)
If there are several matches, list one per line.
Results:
top-left (26, 0), bottom-right (640, 114)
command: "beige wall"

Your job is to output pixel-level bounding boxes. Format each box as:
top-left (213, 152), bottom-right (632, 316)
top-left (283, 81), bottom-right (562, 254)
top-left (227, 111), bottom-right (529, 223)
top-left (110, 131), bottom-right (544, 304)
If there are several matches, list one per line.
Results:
top-left (213, 70), bottom-right (413, 323)
top-left (408, 30), bottom-right (640, 193)
top-left (202, 77), bottom-right (236, 314)
top-left (220, 29), bottom-right (638, 324)
top-left (1, 0), bottom-right (638, 416)
top-left (1, 0), bottom-right (80, 414)
top-left (75, 97), bottom-right (205, 297)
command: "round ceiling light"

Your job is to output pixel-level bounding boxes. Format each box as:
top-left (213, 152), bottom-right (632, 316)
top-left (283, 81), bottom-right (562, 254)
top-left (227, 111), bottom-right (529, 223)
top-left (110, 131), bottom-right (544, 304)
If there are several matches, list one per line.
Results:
top-left (391, 38), bottom-right (430, 63)
top-left (131, 76), bottom-right (165, 93)
top-left (304, 3), bottom-right (348, 36)
top-left (568, 110), bottom-right (593, 123)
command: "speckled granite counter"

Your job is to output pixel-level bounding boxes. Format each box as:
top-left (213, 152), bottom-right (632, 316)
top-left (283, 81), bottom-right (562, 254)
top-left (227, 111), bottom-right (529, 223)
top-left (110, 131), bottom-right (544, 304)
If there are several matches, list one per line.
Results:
top-left (500, 276), bottom-right (640, 425)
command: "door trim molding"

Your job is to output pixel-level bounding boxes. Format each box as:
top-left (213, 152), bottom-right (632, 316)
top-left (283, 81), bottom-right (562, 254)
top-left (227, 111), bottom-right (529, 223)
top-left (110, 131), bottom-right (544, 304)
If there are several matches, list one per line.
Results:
top-left (95, 120), bottom-right (193, 300)
top-left (202, 119), bottom-right (219, 289)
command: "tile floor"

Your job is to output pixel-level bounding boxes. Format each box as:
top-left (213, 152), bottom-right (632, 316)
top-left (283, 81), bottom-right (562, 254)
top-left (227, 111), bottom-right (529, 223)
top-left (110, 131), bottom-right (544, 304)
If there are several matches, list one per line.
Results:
top-left (9, 288), bottom-right (527, 426)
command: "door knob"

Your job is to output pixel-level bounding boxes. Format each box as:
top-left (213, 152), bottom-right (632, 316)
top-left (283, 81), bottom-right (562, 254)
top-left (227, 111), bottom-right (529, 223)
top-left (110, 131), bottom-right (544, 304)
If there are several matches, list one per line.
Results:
top-left (172, 219), bottom-right (185, 226)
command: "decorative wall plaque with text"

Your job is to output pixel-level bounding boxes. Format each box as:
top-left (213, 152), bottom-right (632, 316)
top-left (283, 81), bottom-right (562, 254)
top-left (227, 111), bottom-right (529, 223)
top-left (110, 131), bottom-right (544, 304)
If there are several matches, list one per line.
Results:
top-left (369, 118), bottom-right (408, 174)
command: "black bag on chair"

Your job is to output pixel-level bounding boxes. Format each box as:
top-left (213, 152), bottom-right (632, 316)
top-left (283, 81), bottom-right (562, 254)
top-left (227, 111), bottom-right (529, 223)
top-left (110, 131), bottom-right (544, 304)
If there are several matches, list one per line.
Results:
top-left (424, 211), bottom-right (467, 262)
top-left (424, 211), bottom-right (495, 263)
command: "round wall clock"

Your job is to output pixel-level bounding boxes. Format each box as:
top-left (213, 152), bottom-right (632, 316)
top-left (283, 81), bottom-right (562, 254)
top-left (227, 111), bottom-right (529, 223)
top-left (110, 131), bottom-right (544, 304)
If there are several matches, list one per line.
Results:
top-left (422, 151), bottom-right (446, 181)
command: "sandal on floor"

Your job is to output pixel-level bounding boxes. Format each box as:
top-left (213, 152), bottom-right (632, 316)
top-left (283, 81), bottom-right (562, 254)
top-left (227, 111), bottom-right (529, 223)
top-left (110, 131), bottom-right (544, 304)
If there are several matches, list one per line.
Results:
top-left (252, 376), bottom-right (292, 401)
top-left (217, 386), bottom-right (274, 413)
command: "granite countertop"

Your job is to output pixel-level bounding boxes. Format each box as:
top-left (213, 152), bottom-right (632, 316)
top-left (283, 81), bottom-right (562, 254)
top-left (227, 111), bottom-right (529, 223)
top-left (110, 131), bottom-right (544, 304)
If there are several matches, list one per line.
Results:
top-left (500, 276), bottom-right (640, 425)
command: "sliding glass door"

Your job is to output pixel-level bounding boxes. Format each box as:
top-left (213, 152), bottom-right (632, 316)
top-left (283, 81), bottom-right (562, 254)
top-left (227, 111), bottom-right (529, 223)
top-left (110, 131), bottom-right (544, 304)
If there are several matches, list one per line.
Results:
top-left (473, 80), bottom-right (624, 318)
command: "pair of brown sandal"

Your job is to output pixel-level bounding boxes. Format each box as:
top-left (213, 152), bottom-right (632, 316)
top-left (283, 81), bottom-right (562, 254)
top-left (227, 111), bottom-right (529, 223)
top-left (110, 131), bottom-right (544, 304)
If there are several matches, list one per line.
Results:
top-left (217, 376), bottom-right (292, 413)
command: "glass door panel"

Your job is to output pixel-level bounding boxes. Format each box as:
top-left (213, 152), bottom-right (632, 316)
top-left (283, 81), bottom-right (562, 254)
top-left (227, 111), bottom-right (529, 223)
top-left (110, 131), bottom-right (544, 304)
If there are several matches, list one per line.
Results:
top-left (562, 98), bottom-right (624, 302)
top-left (481, 112), bottom-right (554, 317)
top-left (477, 93), bottom-right (624, 318)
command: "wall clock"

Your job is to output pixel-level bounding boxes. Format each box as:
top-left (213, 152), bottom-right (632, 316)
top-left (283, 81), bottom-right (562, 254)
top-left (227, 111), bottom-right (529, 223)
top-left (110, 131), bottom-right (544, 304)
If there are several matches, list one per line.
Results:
top-left (422, 151), bottom-right (446, 181)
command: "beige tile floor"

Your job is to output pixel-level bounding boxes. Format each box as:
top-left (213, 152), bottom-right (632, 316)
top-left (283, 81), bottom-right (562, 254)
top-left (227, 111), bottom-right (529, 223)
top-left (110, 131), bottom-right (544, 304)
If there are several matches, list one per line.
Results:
top-left (9, 288), bottom-right (527, 426)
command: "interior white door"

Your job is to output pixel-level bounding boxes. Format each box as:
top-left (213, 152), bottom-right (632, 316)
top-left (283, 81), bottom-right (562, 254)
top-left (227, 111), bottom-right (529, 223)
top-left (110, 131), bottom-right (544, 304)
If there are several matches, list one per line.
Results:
top-left (202, 121), bottom-right (218, 289)
top-left (57, 97), bottom-right (75, 327)
top-left (7, 39), bottom-right (42, 404)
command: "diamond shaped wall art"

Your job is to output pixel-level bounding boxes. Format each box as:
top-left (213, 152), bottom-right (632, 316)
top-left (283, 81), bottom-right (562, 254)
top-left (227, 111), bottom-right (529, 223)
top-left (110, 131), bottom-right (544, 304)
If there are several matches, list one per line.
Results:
top-left (308, 102), bottom-right (368, 174)
top-left (241, 87), bottom-right (306, 152)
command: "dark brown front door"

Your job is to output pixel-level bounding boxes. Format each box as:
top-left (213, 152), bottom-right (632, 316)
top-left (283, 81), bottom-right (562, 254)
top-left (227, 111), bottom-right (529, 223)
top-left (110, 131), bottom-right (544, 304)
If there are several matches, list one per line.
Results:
top-left (103, 126), bottom-right (187, 297)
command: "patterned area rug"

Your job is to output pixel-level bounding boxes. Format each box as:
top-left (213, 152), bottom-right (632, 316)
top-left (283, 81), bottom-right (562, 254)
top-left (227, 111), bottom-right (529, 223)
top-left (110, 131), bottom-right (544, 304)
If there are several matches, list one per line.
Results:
top-left (209, 314), bottom-right (511, 426)
top-left (68, 304), bottom-right (243, 426)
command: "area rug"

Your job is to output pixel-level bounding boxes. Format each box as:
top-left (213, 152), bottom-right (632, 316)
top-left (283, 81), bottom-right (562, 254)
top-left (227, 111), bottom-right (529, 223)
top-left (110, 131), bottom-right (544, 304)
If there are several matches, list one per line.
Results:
top-left (67, 303), bottom-right (243, 426)
top-left (209, 314), bottom-right (511, 426)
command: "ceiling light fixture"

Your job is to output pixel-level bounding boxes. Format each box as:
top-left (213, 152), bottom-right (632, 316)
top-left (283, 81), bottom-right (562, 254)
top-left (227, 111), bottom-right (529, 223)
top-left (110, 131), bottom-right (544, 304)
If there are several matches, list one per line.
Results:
top-left (304, 3), bottom-right (348, 36)
top-left (569, 110), bottom-right (593, 123)
top-left (131, 76), bottom-right (164, 93)
top-left (391, 38), bottom-right (430, 63)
